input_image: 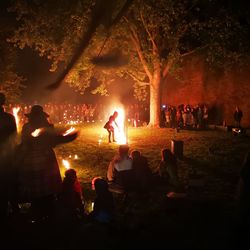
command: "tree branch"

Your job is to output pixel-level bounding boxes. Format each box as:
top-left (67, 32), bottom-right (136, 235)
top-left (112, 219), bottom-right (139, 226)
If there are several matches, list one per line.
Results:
top-left (180, 44), bottom-right (208, 58)
top-left (162, 58), bottom-right (175, 79)
top-left (124, 16), bottom-right (152, 82)
top-left (127, 71), bottom-right (149, 86)
top-left (140, 11), bottom-right (158, 53)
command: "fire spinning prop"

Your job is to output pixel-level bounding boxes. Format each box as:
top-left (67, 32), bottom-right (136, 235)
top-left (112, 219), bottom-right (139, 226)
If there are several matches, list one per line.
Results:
top-left (31, 128), bottom-right (44, 137)
top-left (63, 126), bottom-right (76, 136)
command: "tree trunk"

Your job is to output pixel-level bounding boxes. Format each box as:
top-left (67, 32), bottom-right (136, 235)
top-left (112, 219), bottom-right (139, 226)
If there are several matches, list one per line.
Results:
top-left (148, 72), bottom-right (161, 127)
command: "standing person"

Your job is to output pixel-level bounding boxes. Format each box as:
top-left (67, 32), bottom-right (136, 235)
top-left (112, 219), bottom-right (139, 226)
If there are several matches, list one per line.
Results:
top-left (103, 111), bottom-right (119, 143)
top-left (234, 106), bottom-right (243, 128)
top-left (17, 104), bottom-right (78, 222)
top-left (0, 93), bottom-right (17, 222)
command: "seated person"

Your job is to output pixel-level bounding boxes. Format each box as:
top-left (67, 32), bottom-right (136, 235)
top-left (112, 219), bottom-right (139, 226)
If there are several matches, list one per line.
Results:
top-left (107, 144), bottom-right (134, 192)
top-left (130, 150), bottom-right (152, 192)
top-left (58, 168), bottom-right (85, 221)
top-left (89, 177), bottom-right (115, 223)
top-left (157, 148), bottom-right (180, 191)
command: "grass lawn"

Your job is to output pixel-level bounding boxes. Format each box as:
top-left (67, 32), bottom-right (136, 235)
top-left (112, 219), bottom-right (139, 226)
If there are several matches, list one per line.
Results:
top-left (56, 124), bottom-right (250, 203)
top-left (8, 124), bottom-right (249, 249)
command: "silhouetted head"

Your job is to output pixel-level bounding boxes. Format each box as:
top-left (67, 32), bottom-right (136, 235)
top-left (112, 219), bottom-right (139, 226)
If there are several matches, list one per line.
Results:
top-left (65, 168), bottom-right (77, 178)
top-left (161, 148), bottom-right (175, 162)
top-left (64, 168), bottom-right (77, 185)
top-left (113, 111), bottom-right (118, 118)
top-left (92, 177), bottom-right (109, 194)
top-left (131, 150), bottom-right (141, 159)
top-left (119, 144), bottom-right (129, 157)
top-left (25, 105), bottom-right (49, 119)
top-left (0, 92), bottom-right (6, 106)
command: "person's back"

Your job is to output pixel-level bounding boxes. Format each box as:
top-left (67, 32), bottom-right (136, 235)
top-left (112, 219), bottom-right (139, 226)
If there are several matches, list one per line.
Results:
top-left (90, 178), bottom-right (114, 223)
top-left (131, 150), bottom-right (152, 191)
top-left (107, 144), bottom-right (133, 191)
top-left (111, 156), bottom-right (133, 190)
top-left (0, 108), bottom-right (17, 145)
top-left (158, 148), bottom-right (179, 190)
top-left (0, 93), bottom-right (17, 222)
top-left (59, 169), bottom-right (85, 220)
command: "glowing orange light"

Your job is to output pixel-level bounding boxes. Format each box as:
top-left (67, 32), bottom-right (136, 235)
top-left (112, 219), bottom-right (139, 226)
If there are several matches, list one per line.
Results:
top-left (98, 139), bottom-right (102, 145)
top-left (63, 127), bottom-right (75, 136)
top-left (113, 107), bottom-right (127, 145)
top-left (62, 159), bottom-right (70, 169)
top-left (74, 154), bottom-right (78, 160)
top-left (31, 128), bottom-right (44, 137)
top-left (12, 107), bottom-right (20, 132)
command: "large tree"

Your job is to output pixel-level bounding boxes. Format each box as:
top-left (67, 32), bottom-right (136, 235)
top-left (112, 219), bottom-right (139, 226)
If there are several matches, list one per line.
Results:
top-left (113, 0), bottom-right (250, 126)
top-left (0, 3), bottom-right (25, 102)
top-left (8, 0), bottom-right (250, 126)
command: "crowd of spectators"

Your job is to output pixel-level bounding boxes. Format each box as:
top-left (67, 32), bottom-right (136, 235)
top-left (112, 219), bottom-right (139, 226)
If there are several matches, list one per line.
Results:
top-left (161, 104), bottom-right (209, 129)
top-left (4, 103), bottom-right (150, 128)
top-left (5, 102), bottom-right (231, 130)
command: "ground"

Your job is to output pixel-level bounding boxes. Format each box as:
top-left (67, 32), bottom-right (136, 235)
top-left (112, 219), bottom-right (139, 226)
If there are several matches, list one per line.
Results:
top-left (3, 125), bottom-right (250, 249)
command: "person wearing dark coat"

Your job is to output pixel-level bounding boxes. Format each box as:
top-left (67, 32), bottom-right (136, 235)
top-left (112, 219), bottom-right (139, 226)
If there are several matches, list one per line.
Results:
top-left (130, 150), bottom-right (152, 192)
top-left (17, 104), bottom-right (78, 222)
top-left (234, 106), bottom-right (243, 128)
top-left (157, 148), bottom-right (180, 191)
top-left (58, 168), bottom-right (85, 221)
top-left (0, 93), bottom-right (17, 222)
top-left (89, 177), bottom-right (114, 223)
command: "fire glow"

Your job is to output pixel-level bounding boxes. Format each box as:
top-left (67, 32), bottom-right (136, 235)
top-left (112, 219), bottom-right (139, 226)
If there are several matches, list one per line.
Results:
top-left (12, 107), bottom-right (20, 132)
top-left (63, 126), bottom-right (75, 136)
top-left (112, 107), bottom-right (127, 145)
top-left (31, 128), bottom-right (44, 137)
top-left (62, 159), bottom-right (70, 169)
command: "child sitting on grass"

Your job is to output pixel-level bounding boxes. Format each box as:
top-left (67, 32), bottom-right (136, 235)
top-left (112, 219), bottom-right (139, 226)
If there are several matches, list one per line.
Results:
top-left (58, 168), bottom-right (85, 222)
top-left (89, 177), bottom-right (114, 223)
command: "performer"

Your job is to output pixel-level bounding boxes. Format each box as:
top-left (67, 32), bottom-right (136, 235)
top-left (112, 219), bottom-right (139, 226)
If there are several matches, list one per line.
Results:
top-left (104, 111), bottom-right (119, 143)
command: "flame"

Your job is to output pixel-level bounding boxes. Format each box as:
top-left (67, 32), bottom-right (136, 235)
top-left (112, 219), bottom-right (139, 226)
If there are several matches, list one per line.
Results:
top-left (98, 139), bottom-right (102, 145)
top-left (62, 159), bottom-right (70, 169)
top-left (12, 107), bottom-right (20, 132)
top-left (74, 154), bottom-right (78, 160)
top-left (112, 107), bottom-right (127, 144)
top-left (31, 128), bottom-right (44, 137)
top-left (63, 126), bottom-right (75, 136)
